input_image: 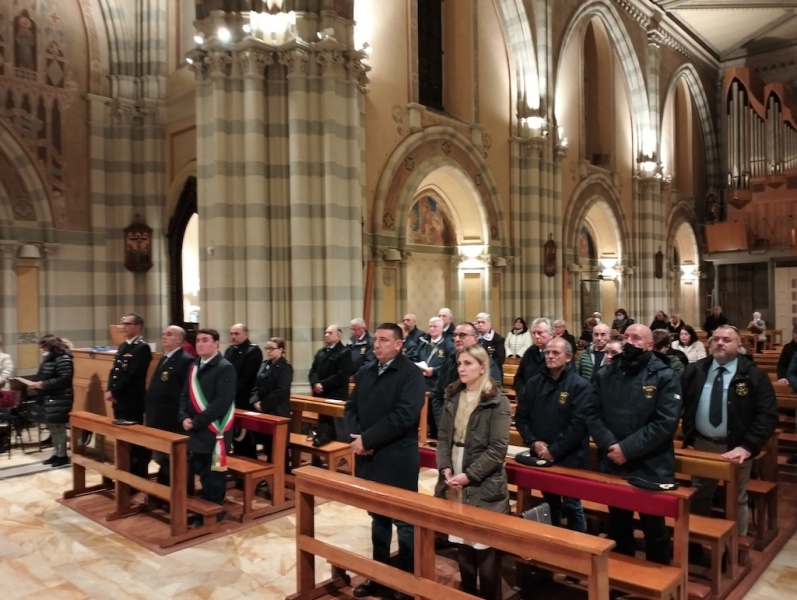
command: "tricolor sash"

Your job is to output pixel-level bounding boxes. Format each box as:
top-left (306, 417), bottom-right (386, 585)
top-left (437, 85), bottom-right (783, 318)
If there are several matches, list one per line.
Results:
top-left (188, 363), bottom-right (235, 471)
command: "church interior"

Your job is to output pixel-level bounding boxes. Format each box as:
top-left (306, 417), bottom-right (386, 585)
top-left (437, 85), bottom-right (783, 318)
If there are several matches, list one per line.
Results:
top-left (2, 0), bottom-right (797, 598)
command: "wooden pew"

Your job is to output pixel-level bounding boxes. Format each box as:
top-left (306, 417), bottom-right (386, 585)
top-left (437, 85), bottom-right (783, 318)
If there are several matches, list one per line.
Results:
top-left (227, 410), bottom-right (292, 521)
top-left (64, 410), bottom-right (223, 547)
top-left (419, 447), bottom-right (689, 600)
top-left (674, 448), bottom-right (750, 598)
top-left (289, 466), bottom-right (615, 600)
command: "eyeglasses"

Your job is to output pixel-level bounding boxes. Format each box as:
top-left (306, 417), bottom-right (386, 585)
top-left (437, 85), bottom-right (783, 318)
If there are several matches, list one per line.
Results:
top-left (120, 321), bottom-right (136, 326)
top-left (265, 346), bottom-right (280, 351)
top-left (453, 332), bottom-right (476, 339)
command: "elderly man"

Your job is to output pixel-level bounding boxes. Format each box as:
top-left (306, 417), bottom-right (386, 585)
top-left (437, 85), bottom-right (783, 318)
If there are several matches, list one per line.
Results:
top-left (349, 318), bottom-right (375, 375)
top-left (309, 324), bottom-right (352, 441)
top-left (585, 324), bottom-right (681, 564)
top-left (576, 322), bottom-right (610, 381)
top-left (684, 325), bottom-right (778, 534)
top-left (145, 325), bottom-right (195, 484)
top-left (224, 323), bottom-right (263, 457)
top-left (402, 313), bottom-right (425, 346)
top-left (416, 317), bottom-right (455, 438)
top-left (553, 319), bottom-right (578, 355)
top-left (105, 312), bottom-right (152, 477)
top-left (516, 337), bottom-right (590, 531)
top-left (430, 322), bottom-right (501, 435)
top-left (514, 317), bottom-right (554, 397)
top-left (476, 312), bottom-right (506, 370)
top-left (345, 323), bottom-right (425, 600)
top-left (438, 307), bottom-right (455, 338)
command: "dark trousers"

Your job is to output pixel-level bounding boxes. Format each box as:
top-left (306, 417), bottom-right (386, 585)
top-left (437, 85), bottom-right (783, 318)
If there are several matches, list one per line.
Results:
top-left (232, 429), bottom-right (257, 458)
top-left (542, 492), bottom-right (586, 532)
top-left (190, 452), bottom-right (227, 505)
top-left (370, 512), bottom-right (414, 573)
top-left (457, 545), bottom-right (501, 600)
top-left (608, 506), bottom-right (670, 564)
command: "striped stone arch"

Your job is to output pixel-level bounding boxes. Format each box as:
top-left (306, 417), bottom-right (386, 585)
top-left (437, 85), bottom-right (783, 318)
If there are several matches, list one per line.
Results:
top-left (372, 126), bottom-right (507, 251)
top-left (0, 125), bottom-right (54, 228)
top-left (556, 0), bottom-right (652, 158)
top-left (664, 200), bottom-right (700, 263)
top-left (662, 64), bottom-right (720, 189)
top-left (561, 173), bottom-right (631, 264)
top-left (494, 0), bottom-right (539, 115)
top-left (93, 0), bottom-right (140, 89)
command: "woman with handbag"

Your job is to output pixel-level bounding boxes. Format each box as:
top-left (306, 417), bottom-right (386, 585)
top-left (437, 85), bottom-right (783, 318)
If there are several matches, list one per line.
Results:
top-left (27, 335), bottom-right (73, 467)
top-left (435, 344), bottom-right (511, 600)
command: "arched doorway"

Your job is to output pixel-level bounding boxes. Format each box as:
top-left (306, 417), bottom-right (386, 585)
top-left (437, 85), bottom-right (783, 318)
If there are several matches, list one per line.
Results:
top-left (166, 176), bottom-right (198, 328)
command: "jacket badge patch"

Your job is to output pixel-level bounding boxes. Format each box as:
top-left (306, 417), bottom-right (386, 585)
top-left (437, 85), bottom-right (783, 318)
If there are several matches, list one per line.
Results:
top-left (161, 371), bottom-right (169, 382)
top-left (642, 385), bottom-right (656, 399)
top-left (559, 391), bottom-right (569, 404)
top-left (735, 382), bottom-right (749, 396)
top-left (438, 349), bottom-right (445, 358)
top-left (360, 347), bottom-right (366, 354)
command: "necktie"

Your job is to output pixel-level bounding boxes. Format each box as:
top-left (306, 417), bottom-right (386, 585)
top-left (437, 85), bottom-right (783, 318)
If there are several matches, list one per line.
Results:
top-left (709, 366), bottom-right (726, 427)
top-left (378, 363), bottom-right (387, 375)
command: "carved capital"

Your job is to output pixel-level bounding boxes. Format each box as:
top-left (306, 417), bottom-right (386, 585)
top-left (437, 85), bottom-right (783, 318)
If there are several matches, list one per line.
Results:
top-left (238, 48), bottom-right (274, 76)
top-left (278, 49), bottom-right (311, 76)
top-left (207, 50), bottom-right (233, 77)
top-left (316, 49), bottom-right (343, 75)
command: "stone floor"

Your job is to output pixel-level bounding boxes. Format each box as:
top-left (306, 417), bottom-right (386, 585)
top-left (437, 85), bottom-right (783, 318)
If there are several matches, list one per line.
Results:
top-left (0, 443), bottom-right (795, 599)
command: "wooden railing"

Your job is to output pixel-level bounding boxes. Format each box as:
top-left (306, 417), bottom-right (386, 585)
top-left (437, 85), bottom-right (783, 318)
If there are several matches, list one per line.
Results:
top-left (287, 466), bottom-right (614, 600)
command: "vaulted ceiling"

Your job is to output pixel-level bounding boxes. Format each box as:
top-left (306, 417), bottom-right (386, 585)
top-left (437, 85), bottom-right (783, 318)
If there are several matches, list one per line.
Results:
top-left (650, 0), bottom-right (797, 92)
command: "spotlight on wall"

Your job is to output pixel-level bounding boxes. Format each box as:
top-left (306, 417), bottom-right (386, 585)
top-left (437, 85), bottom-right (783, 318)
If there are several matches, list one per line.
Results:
top-left (193, 34), bottom-right (204, 46)
top-left (217, 27), bottom-right (232, 43)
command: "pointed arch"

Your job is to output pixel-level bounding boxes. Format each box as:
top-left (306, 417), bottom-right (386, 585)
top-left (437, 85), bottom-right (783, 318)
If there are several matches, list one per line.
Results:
top-left (561, 173), bottom-right (632, 264)
top-left (373, 126), bottom-right (507, 251)
top-left (556, 0), bottom-right (652, 158)
top-left (494, 0), bottom-right (539, 116)
top-left (0, 123), bottom-right (54, 228)
top-left (662, 64), bottom-right (719, 188)
top-left (665, 200), bottom-right (700, 265)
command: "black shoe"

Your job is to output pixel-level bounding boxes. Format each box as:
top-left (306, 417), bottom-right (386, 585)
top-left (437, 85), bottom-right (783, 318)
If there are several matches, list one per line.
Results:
top-left (51, 456), bottom-right (70, 468)
top-left (42, 455), bottom-right (58, 465)
top-left (391, 592), bottom-right (411, 600)
top-left (188, 514), bottom-right (203, 528)
top-left (40, 437), bottom-right (53, 448)
top-left (78, 432), bottom-right (93, 447)
top-left (352, 579), bottom-right (385, 598)
top-left (787, 454), bottom-right (797, 465)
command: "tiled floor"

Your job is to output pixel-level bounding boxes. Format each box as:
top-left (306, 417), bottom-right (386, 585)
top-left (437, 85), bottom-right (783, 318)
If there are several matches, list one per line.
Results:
top-left (1, 445), bottom-right (795, 599)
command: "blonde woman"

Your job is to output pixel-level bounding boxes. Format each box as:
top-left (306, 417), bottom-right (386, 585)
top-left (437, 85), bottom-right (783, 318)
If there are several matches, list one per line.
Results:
top-left (435, 345), bottom-right (511, 600)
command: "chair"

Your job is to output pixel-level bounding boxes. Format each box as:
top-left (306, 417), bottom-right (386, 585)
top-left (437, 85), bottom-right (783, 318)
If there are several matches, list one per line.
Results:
top-left (0, 390), bottom-right (19, 458)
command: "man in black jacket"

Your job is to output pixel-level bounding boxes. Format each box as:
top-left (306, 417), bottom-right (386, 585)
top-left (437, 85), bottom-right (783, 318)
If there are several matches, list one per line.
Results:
top-left (515, 337), bottom-right (590, 531)
top-left (513, 317), bottom-right (553, 397)
top-left (345, 323), bottom-right (425, 600)
top-left (682, 325), bottom-right (778, 535)
top-left (476, 312), bottom-right (506, 370)
top-left (585, 324), bottom-right (681, 564)
top-left (179, 329), bottom-right (236, 514)
top-left (105, 312), bottom-right (152, 477)
top-left (309, 324), bottom-right (352, 441)
top-left (145, 325), bottom-right (194, 484)
top-left (776, 324), bottom-right (797, 383)
top-left (702, 306), bottom-right (728, 339)
top-left (224, 323), bottom-right (263, 457)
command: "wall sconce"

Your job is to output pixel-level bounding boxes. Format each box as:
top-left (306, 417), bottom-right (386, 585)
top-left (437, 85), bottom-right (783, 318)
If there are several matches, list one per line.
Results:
top-left (493, 256), bottom-right (507, 268)
top-left (17, 244), bottom-right (41, 259)
top-left (599, 254), bottom-right (617, 270)
top-left (654, 247), bottom-right (664, 279)
top-left (461, 244), bottom-right (485, 259)
top-left (599, 253), bottom-right (619, 280)
top-left (680, 261), bottom-right (697, 280)
top-left (383, 248), bottom-right (402, 262)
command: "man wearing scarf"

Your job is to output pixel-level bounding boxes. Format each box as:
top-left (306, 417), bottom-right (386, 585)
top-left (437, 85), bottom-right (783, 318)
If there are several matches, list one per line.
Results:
top-left (179, 328), bottom-right (236, 521)
top-left (585, 324), bottom-right (681, 565)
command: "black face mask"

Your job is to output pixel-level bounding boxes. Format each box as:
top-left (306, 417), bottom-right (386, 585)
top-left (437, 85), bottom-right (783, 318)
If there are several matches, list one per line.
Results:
top-left (621, 342), bottom-right (645, 362)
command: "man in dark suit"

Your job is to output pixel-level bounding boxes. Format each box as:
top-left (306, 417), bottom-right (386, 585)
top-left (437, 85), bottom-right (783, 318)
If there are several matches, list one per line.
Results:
top-left (345, 323), bottom-right (425, 600)
top-left (224, 323), bottom-right (263, 457)
top-left (145, 325), bottom-right (194, 485)
top-left (309, 324), bottom-right (352, 441)
top-left (514, 317), bottom-right (554, 397)
top-left (476, 312), bottom-right (506, 370)
top-left (179, 328), bottom-right (236, 518)
top-left (105, 312), bottom-right (152, 477)
top-left (348, 317), bottom-right (375, 376)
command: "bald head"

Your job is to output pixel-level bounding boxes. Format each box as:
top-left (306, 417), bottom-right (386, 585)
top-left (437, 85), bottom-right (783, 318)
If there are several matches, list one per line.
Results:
top-left (624, 324), bottom-right (653, 351)
top-left (161, 325), bottom-right (186, 353)
top-left (229, 323), bottom-right (249, 346)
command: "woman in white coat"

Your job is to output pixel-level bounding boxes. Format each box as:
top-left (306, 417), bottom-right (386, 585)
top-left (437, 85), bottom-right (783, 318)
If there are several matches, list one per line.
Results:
top-left (671, 325), bottom-right (706, 363)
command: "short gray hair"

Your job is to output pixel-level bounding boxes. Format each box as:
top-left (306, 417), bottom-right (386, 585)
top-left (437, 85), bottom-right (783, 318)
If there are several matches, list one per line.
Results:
top-left (350, 318), bottom-right (366, 328)
top-left (553, 319), bottom-right (567, 328)
top-left (547, 337), bottom-right (573, 355)
top-left (476, 312), bottom-right (492, 323)
top-left (428, 316), bottom-right (443, 326)
top-left (531, 317), bottom-right (553, 334)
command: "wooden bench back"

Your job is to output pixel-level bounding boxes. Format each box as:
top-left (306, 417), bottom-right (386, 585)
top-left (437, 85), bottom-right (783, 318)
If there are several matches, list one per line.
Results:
top-left (293, 465), bottom-right (614, 600)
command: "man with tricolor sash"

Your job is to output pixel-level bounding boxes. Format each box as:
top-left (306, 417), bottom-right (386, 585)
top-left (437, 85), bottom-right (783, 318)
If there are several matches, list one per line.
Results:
top-left (179, 328), bottom-right (236, 520)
